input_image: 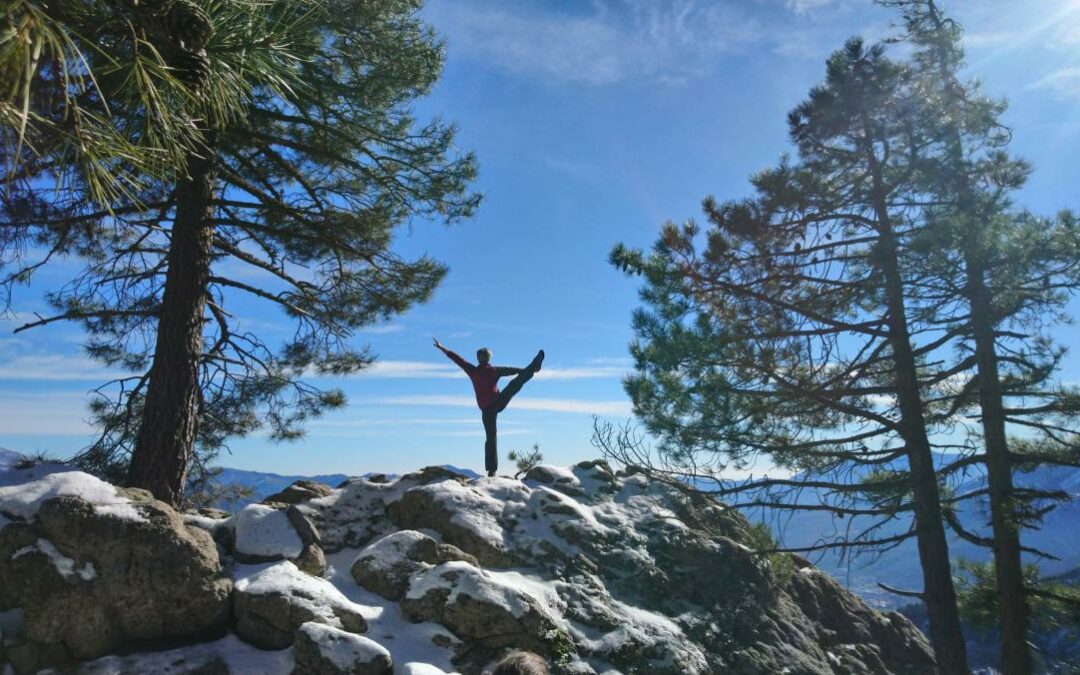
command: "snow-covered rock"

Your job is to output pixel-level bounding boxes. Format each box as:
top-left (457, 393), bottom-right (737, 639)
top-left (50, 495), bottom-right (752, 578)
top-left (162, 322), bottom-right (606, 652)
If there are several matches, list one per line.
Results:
top-left (233, 504), bottom-right (305, 559)
top-left (292, 622), bottom-right (392, 675)
top-left (1, 461), bottom-right (936, 674)
top-left (232, 561), bottom-right (367, 649)
top-left (400, 560), bottom-right (562, 658)
top-left (186, 501), bottom-right (328, 576)
top-left (0, 468), bottom-right (143, 523)
top-left (350, 530), bottom-right (477, 601)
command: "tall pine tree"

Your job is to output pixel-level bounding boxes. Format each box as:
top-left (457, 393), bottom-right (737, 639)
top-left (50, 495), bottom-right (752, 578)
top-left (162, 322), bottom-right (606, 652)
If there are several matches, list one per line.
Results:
top-left (611, 40), bottom-right (970, 672)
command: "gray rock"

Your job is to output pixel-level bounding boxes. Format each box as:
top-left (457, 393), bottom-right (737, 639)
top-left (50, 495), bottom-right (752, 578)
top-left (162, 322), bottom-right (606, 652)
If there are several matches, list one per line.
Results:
top-left (0, 495), bottom-right (231, 661)
top-left (265, 480), bottom-right (333, 505)
top-left (295, 542), bottom-right (329, 577)
top-left (287, 505), bottom-right (322, 547)
top-left (292, 622), bottom-right (392, 675)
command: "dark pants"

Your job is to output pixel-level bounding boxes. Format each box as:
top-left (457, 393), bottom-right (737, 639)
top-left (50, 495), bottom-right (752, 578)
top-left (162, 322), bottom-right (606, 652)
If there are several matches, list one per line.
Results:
top-left (481, 369), bottom-right (534, 474)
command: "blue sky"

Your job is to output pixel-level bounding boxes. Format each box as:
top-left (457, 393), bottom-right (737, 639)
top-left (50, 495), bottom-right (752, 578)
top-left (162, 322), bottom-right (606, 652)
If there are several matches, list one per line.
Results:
top-left (3, 0), bottom-right (1080, 476)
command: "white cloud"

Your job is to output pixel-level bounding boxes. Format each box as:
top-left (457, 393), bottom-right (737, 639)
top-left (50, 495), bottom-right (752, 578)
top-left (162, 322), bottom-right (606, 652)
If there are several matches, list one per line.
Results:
top-left (1030, 65), bottom-right (1080, 99)
top-left (359, 323), bottom-right (404, 335)
top-left (348, 360), bottom-right (627, 380)
top-left (0, 393), bottom-right (94, 436)
top-left (357, 361), bottom-right (461, 379)
top-left (0, 351), bottom-right (121, 382)
top-left (429, 0), bottom-right (764, 85)
top-left (375, 394), bottom-right (633, 416)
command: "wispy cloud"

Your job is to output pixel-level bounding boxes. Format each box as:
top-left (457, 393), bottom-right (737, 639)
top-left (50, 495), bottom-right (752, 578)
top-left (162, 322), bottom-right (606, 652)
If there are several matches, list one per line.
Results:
top-left (374, 394), bottom-right (633, 416)
top-left (784, 0), bottom-right (835, 14)
top-left (357, 361), bottom-right (460, 379)
top-left (429, 0), bottom-right (764, 85)
top-left (1030, 66), bottom-right (1080, 100)
top-left (0, 349), bottom-right (120, 382)
top-left (359, 323), bottom-right (405, 335)
top-left (348, 360), bottom-right (627, 380)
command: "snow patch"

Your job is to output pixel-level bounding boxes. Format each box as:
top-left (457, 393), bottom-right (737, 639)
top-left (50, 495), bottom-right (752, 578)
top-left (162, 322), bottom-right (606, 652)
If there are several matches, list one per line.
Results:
top-left (12, 538), bottom-right (96, 580)
top-left (232, 504), bottom-right (303, 558)
top-left (324, 549), bottom-right (461, 674)
top-left (234, 560), bottom-right (370, 631)
top-left (0, 470), bottom-right (144, 522)
top-left (407, 561), bottom-right (539, 619)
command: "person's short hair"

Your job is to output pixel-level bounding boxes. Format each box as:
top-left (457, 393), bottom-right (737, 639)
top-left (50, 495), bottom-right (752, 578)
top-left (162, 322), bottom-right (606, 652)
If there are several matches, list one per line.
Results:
top-left (491, 651), bottom-right (549, 675)
top-left (477, 347), bottom-right (492, 363)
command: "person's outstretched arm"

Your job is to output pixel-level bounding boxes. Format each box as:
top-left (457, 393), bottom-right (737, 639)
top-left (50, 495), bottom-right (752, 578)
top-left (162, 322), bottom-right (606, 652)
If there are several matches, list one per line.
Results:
top-left (495, 366), bottom-right (522, 376)
top-left (433, 338), bottom-right (474, 373)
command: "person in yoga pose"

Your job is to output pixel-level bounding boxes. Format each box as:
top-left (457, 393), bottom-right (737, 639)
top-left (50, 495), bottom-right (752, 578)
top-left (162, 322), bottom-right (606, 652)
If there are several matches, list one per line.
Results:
top-left (433, 338), bottom-right (544, 476)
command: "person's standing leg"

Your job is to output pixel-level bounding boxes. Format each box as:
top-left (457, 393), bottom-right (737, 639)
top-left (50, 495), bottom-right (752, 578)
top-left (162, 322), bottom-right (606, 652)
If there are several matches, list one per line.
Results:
top-left (482, 405), bottom-right (498, 476)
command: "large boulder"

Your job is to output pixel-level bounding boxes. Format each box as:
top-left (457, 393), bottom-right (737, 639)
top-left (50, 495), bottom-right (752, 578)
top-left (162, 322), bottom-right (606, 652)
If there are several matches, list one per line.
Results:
top-left (0, 486), bottom-right (231, 666)
top-left (233, 561), bottom-right (367, 649)
top-left (292, 622), bottom-right (392, 675)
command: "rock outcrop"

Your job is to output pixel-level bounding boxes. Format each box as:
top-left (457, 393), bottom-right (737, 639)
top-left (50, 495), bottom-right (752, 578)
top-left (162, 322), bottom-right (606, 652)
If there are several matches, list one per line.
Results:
top-left (185, 501), bottom-right (328, 576)
top-left (298, 461), bottom-right (936, 674)
top-left (2, 461), bottom-right (936, 674)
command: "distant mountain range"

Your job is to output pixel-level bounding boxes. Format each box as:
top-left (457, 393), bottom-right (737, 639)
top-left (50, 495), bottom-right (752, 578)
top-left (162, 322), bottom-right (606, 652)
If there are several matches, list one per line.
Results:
top-left (753, 460), bottom-right (1080, 607)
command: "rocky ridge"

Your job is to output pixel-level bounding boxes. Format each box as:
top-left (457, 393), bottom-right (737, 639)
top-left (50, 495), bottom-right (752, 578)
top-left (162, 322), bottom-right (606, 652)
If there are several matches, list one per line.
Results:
top-left (0, 460), bottom-right (935, 674)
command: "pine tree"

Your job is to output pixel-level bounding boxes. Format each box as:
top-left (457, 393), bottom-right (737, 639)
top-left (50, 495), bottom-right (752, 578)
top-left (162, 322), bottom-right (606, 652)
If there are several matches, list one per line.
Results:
top-left (609, 39), bottom-right (970, 672)
top-left (2, 0), bottom-right (479, 505)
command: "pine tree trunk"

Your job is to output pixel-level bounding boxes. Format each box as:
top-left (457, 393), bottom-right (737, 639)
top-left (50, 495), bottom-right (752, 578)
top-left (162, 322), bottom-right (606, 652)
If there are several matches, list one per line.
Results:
top-left (868, 150), bottom-right (970, 674)
top-left (966, 261), bottom-right (1031, 674)
top-left (879, 232), bottom-right (970, 675)
top-left (127, 142), bottom-right (215, 506)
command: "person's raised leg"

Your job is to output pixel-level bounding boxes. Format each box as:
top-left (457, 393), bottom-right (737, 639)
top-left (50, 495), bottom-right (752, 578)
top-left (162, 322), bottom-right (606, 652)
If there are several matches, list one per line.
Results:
top-left (482, 405), bottom-right (498, 476)
top-left (495, 350), bottom-right (544, 413)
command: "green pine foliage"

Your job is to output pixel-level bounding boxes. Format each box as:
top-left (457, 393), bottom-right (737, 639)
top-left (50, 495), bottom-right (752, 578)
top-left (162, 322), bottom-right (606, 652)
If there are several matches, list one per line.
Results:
top-left (509, 444), bottom-right (544, 479)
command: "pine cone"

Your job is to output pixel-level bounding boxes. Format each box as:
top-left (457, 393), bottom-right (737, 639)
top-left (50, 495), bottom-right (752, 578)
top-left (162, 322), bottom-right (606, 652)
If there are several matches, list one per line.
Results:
top-left (166, 0), bottom-right (214, 51)
top-left (169, 48), bottom-right (212, 90)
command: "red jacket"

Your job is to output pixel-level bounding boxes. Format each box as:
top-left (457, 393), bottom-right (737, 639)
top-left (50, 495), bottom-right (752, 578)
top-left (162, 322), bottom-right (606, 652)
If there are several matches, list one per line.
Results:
top-left (441, 348), bottom-right (520, 409)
